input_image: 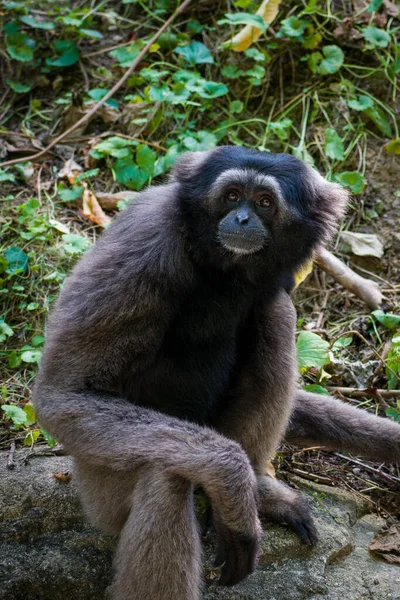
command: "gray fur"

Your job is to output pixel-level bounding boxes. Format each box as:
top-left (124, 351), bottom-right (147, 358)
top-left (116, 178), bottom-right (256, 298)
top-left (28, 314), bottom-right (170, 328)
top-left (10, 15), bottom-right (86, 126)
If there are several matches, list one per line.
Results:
top-left (33, 148), bottom-right (400, 600)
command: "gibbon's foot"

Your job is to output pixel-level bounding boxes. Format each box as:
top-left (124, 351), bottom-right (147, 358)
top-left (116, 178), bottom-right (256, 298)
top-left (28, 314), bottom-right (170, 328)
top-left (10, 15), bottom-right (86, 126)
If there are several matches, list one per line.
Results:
top-left (257, 475), bottom-right (318, 546)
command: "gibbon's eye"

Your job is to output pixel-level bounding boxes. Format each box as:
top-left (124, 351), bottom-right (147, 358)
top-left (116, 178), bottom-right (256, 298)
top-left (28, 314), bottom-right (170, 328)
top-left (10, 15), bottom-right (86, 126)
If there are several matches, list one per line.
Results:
top-left (225, 189), bottom-right (240, 203)
top-left (256, 195), bottom-right (273, 209)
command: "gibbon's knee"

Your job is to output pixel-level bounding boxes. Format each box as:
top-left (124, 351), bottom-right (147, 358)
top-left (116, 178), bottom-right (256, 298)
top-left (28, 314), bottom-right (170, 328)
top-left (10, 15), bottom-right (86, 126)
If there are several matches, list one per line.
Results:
top-left (111, 467), bottom-right (202, 600)
top-left (74, 460), bottom-right (138, 535)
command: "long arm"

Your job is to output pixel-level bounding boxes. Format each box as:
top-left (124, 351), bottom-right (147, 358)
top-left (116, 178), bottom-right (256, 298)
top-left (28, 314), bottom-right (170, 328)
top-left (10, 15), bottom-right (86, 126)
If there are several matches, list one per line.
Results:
top-left (286, 390), bottom-right (400, 463)
top-left (214, 291), bottom-right (317, 545)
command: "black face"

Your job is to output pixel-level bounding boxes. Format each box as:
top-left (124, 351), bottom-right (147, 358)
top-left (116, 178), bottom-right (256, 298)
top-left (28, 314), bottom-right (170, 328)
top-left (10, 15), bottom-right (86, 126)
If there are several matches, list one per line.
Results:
top-left (175, 146), bottom-right (347, 275)
top-left (217, 184), bottom-right (275, 255)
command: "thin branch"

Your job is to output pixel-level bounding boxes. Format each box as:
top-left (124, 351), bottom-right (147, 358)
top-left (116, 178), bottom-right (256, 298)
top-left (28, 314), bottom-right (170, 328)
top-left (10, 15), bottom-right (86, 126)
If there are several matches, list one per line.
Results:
top-left (0, 0), bottom-right (193, 169)
top-left (327, 386), bottom-right (400, 399)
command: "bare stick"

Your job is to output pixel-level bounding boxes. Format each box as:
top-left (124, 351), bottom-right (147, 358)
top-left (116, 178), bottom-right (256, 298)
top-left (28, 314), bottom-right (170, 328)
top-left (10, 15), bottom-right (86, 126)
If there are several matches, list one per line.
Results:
top-left (0, 0), bottom-right (193, 169)
top-left (315, 247), bottom-right (383, 310)
top-left (327, 386), bottom-right (400, 399)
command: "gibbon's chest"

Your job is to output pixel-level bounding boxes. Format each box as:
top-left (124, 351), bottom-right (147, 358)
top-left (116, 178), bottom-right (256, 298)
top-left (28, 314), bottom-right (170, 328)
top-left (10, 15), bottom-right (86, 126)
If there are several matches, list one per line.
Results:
top-left (127, 275), bottom-right (255, 423)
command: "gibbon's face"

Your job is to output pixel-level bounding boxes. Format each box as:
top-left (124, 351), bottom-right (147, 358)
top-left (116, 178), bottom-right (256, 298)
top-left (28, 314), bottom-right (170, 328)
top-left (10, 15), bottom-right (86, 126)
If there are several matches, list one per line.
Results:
top-left (174, 146), bottom-right (348, 271)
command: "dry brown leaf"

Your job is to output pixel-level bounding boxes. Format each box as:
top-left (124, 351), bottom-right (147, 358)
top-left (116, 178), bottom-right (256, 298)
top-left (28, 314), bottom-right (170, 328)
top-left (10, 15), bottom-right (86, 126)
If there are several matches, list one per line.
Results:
top-left (369, 525), bottom-right (400, 564)
top-left (96, 191), bottom-right (139, 210)
top-left (225, 0), bottom-right (282, 52)
top-left (265, 459), bottom-right (276, 478)
top-left (82, 184), bottom-right (112, 227)
top-left (53, 471), bottom-right (72, 484)
top-left (58, 158), bottom-right (82, 184)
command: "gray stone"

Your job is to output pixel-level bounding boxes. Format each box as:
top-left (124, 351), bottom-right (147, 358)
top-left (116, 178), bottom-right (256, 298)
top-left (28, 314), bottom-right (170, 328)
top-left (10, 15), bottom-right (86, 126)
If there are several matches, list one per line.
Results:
top-left (1, 450), bottom-right (399, 600)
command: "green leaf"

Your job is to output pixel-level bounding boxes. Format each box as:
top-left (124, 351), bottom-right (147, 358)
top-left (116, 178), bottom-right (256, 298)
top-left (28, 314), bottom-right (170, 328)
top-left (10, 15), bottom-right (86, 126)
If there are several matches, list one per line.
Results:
top-left (24, 430), bottom-right (40, 445)
top-left (230, 100), bottom-right (244, 114)
top-left (331, 336), bottom-right (353, 352)
top-left (324, 128), bottom-right (345, 160)
top-left (196, 81), bottom-right (228, 99)
top-left (367, 0), bottom-right (384, 12)
top-left (93, 136), bottom-right (137, 158)
top-left (386, 406), bottom-right (400, 422)
top-left (46, 41), bottom-right (79, 67)
top-left (0, 318), bottom-right (14, 343)
top-left (218, 12), bottom-right (267, 34)
top-left (0, 168), bottom-right (16, 182)
top-left (62, 233), bottom-right (91, 254)
top-left (385, 138), bottom-right (400, 155)
top-left (40, 427), bottom-right (57, 447)
top-left (297, 331), bottom-right (331, 369)
top-left (58, 184), bottom-right (84, 201)
top-left (1, 404), bottom-right (27, 428)
top-left (19, 15), bottom-right (55, 29)
top-left (372, 310), bottom-right (400, 330)
top-left (244, 48), bottom-right (266, 62)
top-left (175, 42), bottom-right (214, 65)
top-left (334, 171), bottom-right (365, 194)
top-left (113, 158), bottom-right (148, 190)
top-left (303, 384), bottom-right (330, 395)
top-left (362, 26), bottom-right (391, 48)
top-left (87, 88), bottom-right (118, 108)
top-left (79, 28), bottom-right (104, 39)
top-left (23, 403), bottom-right (36, 426)
top-left (21, 349), bottom-right (42, 363)
top-left (317, 45), bottom-right (344, 75)
top-left (365, 106), bottom-right (392, 137)
top-left (110, 41), bottom-right (144, 66)
top-left (136, 145), bottom-right (157, 177)
top-left (5, 246), bottom-right (28, 274)
top-left (269, 118), bottom-right (292, 140)
top-left (32, 335), bottom-right (45, 346)
top-left (6, 78), bottom-right (32, 93)
top-left (6, 32), bottom-right (35, 62)
top-left (182, 131), bottom-right (217, 152)
top-left (347, 95), bottom-right (374, 111)
top-left (280, 17), bottom-right (308, 39)
top-left (222, 65), bottom-right (243, 79)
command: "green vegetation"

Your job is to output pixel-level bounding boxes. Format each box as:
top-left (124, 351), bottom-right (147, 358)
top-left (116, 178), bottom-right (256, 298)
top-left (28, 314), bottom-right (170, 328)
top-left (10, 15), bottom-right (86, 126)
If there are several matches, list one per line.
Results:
top-left (1, 0), bottom-right (400, 447)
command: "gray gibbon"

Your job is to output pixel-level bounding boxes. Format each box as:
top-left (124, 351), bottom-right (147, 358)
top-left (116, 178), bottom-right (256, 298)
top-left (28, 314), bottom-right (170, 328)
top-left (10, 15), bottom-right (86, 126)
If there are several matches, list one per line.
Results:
top-left (34, 146), bottom-right (400, 600)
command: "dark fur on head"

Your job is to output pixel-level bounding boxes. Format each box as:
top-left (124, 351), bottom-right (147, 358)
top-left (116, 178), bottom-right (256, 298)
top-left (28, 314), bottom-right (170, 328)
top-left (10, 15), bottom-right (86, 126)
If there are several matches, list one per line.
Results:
top-left (172, 146), bottom-right (348, 275)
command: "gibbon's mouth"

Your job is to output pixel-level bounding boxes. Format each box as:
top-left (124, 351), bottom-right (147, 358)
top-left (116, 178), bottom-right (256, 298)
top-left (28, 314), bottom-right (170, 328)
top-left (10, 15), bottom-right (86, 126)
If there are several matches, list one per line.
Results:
top-left (218, 231), bottom-right (265, 255)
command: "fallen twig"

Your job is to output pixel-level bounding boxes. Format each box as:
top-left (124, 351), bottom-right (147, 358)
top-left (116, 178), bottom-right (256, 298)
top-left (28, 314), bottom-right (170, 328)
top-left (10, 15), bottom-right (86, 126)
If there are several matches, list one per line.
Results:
top-left (7, 441), bottom-right (16, 470)
top-left (335, 453), bottom-right (400, 484)
top-left (327, 386), bottom-right (400, 399)
top-left (315, 247), bottom-right (383, 309)
top-left (0, 0), bottom-right (193, 169)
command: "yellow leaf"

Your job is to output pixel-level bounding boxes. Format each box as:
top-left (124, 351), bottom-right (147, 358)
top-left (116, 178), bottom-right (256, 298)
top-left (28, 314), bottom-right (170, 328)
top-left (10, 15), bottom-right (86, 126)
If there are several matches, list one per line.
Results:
top-left (82, 183), bottom-right (112, 227)
top-left (385, 138), bottom-right (400, 155)
top-left (294, 257), bottom-right (314, 288)
top-left (226, 0), bottom-right (282, 52)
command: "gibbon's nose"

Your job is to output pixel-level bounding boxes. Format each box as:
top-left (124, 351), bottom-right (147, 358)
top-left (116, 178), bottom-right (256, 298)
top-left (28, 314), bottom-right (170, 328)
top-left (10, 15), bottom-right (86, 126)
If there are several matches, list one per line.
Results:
top-left (235, 210), bottom-right (249, 226)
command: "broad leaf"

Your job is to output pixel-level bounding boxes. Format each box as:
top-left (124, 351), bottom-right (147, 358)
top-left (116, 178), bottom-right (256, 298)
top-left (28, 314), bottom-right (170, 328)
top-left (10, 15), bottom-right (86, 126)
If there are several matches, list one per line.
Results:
top-left (0, 318), bottom-right (14, 343)
top-left (21, 349), bottom-right (42, 363)
top-left (6, 32), bottom-right (35, 62)
top-left (303, 384), bottom-right (330, 395)
top-left (5, 246), bottom-right (28, 274)
top-left (280, 17), bottom-right (308, 39)
top-left (362, 26), bottom-right (391, 48)
top-left (297, 331), bottom-right (331, 369)
top-left (372, 310), bottom-right (400, 330)
top-left (1, 404), bottom-right (27, 428)
top-left (324, 128), bottom-right (344, 160)
top-left (334, 171), bottom-right (365, 194)
top-left (19, 15), bottom-right (55, 29)
top-left (348, 95), bottom-right (374, 111)
top-left (340, 232), bottom-right (384, 258)
top-left (136, 145), bottom-right (156, 176)
top-left (365, 106), bottom-right (392, 137)
top-left (46, 41), bottom-right (79, 67)
top-left (175, 42), bottom-right (214, 65)
top-left (218, 12), bottom-right (267, 34)
top-left (62, 233), bottom-right (91, 254)
top-left (6, 78), bottom-right (32, 93)
top-left (317, 45), bottom-right (344, 75)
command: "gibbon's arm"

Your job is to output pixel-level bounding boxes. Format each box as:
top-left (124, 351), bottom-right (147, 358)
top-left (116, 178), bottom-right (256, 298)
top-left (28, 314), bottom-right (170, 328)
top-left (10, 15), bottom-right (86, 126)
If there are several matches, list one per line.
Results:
top-left (286, 390), bottom-right (400, 463)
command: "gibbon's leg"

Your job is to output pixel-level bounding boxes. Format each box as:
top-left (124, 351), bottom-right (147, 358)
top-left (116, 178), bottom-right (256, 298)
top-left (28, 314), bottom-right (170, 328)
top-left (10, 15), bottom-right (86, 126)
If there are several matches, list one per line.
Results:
top-left (34, 387), bottom-right (261, 586)
top-left (286, 390), bottom-right (400, 464)
top-left (215, 291), bottom-right (317, 544)
top-left (108, 467), bottom-right (201, 600)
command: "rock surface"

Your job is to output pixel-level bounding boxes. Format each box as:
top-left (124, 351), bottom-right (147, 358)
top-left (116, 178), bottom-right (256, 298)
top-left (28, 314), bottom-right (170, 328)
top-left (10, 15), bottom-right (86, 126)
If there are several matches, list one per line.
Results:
top-left (1, 450), bottom-right (399, 600)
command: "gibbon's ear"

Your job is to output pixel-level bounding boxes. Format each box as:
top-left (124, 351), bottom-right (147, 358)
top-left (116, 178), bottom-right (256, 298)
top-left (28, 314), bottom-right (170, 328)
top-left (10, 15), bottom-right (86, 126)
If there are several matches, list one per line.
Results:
top-left (307, 166), bottom-right (350, 244)
top-left (169, 150), bottom-right (213, 183)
